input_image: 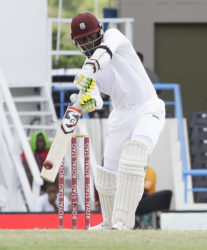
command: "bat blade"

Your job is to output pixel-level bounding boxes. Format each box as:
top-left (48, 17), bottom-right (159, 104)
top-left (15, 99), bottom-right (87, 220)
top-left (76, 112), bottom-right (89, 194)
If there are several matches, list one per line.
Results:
top-left (40, 106), bottom-right (81, 183)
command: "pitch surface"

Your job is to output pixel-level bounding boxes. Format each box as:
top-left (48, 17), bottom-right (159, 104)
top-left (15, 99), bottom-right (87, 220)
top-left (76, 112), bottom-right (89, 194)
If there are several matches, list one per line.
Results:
top-left (0, 230), bottom-right (206, 250)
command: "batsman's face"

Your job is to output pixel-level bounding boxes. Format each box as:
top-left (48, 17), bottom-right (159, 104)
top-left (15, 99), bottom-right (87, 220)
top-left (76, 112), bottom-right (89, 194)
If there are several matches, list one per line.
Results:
top-left (77, 33), bottom-right (99, 50)
top-left (75, 31), bottom-right (103, 57)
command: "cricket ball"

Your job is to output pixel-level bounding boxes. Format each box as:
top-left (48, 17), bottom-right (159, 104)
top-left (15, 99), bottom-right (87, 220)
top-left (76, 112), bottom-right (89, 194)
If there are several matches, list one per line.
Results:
top-left (44, 160), bottom-right (53, 170)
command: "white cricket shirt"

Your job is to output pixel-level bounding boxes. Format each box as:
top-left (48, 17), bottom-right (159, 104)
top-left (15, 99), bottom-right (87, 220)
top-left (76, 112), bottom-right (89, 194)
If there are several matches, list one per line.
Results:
top-left (94, 28), bottom-right (158, 109)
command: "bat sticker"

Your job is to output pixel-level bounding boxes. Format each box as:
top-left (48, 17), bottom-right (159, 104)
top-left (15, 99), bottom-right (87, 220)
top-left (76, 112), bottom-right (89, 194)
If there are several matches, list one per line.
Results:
top-left (61, 107), bottom-right (81, 134)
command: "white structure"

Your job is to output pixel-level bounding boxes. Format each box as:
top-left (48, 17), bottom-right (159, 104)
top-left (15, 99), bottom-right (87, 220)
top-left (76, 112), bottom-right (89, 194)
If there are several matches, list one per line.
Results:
top-left (0, 0), bottom-right (48, 86)
top-left (0, 0), bottom-right (134, 211)
top-left (115, 0), bottom-right (207, 69)
top-left (0, 0), bottom-right (54, 211)
top-left (0, 68), bottom-right (43, 211)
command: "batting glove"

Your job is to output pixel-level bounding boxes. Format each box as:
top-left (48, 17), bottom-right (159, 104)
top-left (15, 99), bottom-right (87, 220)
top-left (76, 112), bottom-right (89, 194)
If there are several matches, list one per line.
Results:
top-left (70, 91), bottom-right (96, 113)
top-left (74, 65), bottom-right (96, 93)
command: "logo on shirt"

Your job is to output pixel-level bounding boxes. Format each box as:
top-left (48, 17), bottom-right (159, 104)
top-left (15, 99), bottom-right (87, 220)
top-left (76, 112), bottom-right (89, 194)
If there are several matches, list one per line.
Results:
top-left (152, 114), bottom-right (160, 120)
top-left (80, 22), bottom-right (86, 30)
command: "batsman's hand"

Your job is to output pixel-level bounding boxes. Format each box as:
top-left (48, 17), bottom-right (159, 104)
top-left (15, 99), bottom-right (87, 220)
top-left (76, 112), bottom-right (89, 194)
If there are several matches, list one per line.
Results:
top-left (73, 65), bottom-right (96, 93)
top-left (70, 91), bottom-right (96, 113)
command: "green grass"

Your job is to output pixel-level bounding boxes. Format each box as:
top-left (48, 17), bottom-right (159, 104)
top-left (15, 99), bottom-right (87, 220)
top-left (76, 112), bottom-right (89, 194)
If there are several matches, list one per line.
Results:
top-left (0, 230), bottom-right (207, 250)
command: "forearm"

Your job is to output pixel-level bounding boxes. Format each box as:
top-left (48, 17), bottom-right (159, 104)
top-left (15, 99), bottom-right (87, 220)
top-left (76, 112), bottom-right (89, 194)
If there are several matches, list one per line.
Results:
top-left (85, 46), bottom-right (111, 73)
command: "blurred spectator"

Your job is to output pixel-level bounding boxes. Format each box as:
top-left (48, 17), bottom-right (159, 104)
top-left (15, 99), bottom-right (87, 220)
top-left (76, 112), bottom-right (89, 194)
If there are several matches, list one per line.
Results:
top-left (144, 166), bottom-right (157, 195)
top-left (21, 130), bottom-right (51, 192)
top-left (137, 51), bottom-right (161, 95)
top-left (135, 166), bottom-right (172, 228)
top-left (35, 181), bottom-right (70, 212)
top-left (94, 187), bottom-right (101, 211)
top-left (137, 52), bottom-right (160, 84)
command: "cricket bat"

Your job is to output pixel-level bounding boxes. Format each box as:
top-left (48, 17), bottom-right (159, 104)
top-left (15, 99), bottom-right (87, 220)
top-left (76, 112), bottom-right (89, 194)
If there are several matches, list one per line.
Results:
top-left (40, 106), bottom-right (81, 183)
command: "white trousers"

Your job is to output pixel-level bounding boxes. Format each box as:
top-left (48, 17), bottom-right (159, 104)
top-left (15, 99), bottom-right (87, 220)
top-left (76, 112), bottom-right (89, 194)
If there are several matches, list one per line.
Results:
top-left (103, 98), bottom-right (165, 172)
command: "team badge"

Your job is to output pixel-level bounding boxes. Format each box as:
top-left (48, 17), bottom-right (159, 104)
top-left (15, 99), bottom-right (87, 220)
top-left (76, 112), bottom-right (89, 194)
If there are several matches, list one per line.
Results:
top-left (80, 22), bottom-right (86, 30)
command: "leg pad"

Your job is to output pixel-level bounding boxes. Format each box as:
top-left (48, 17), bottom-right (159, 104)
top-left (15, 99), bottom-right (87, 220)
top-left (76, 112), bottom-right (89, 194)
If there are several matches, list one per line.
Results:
top-left (112, 140), bottom-right (148, 229)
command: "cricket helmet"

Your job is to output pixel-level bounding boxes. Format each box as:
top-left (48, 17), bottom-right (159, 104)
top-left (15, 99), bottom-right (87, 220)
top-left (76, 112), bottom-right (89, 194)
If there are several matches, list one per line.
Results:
top-left (71, 12), bottom-right (102, 41)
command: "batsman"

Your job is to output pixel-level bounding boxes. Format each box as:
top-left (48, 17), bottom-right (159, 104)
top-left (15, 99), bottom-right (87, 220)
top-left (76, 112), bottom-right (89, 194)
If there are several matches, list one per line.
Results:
top-left (70, 12), bottom-right (165, 230)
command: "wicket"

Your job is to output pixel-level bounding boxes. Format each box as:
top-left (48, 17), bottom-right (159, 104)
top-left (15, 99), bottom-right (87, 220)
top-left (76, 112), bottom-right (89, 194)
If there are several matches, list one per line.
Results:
top-left (58, 161), bottom-right (64, 229)
top-left (58, 134), bottom-right (90, 230)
